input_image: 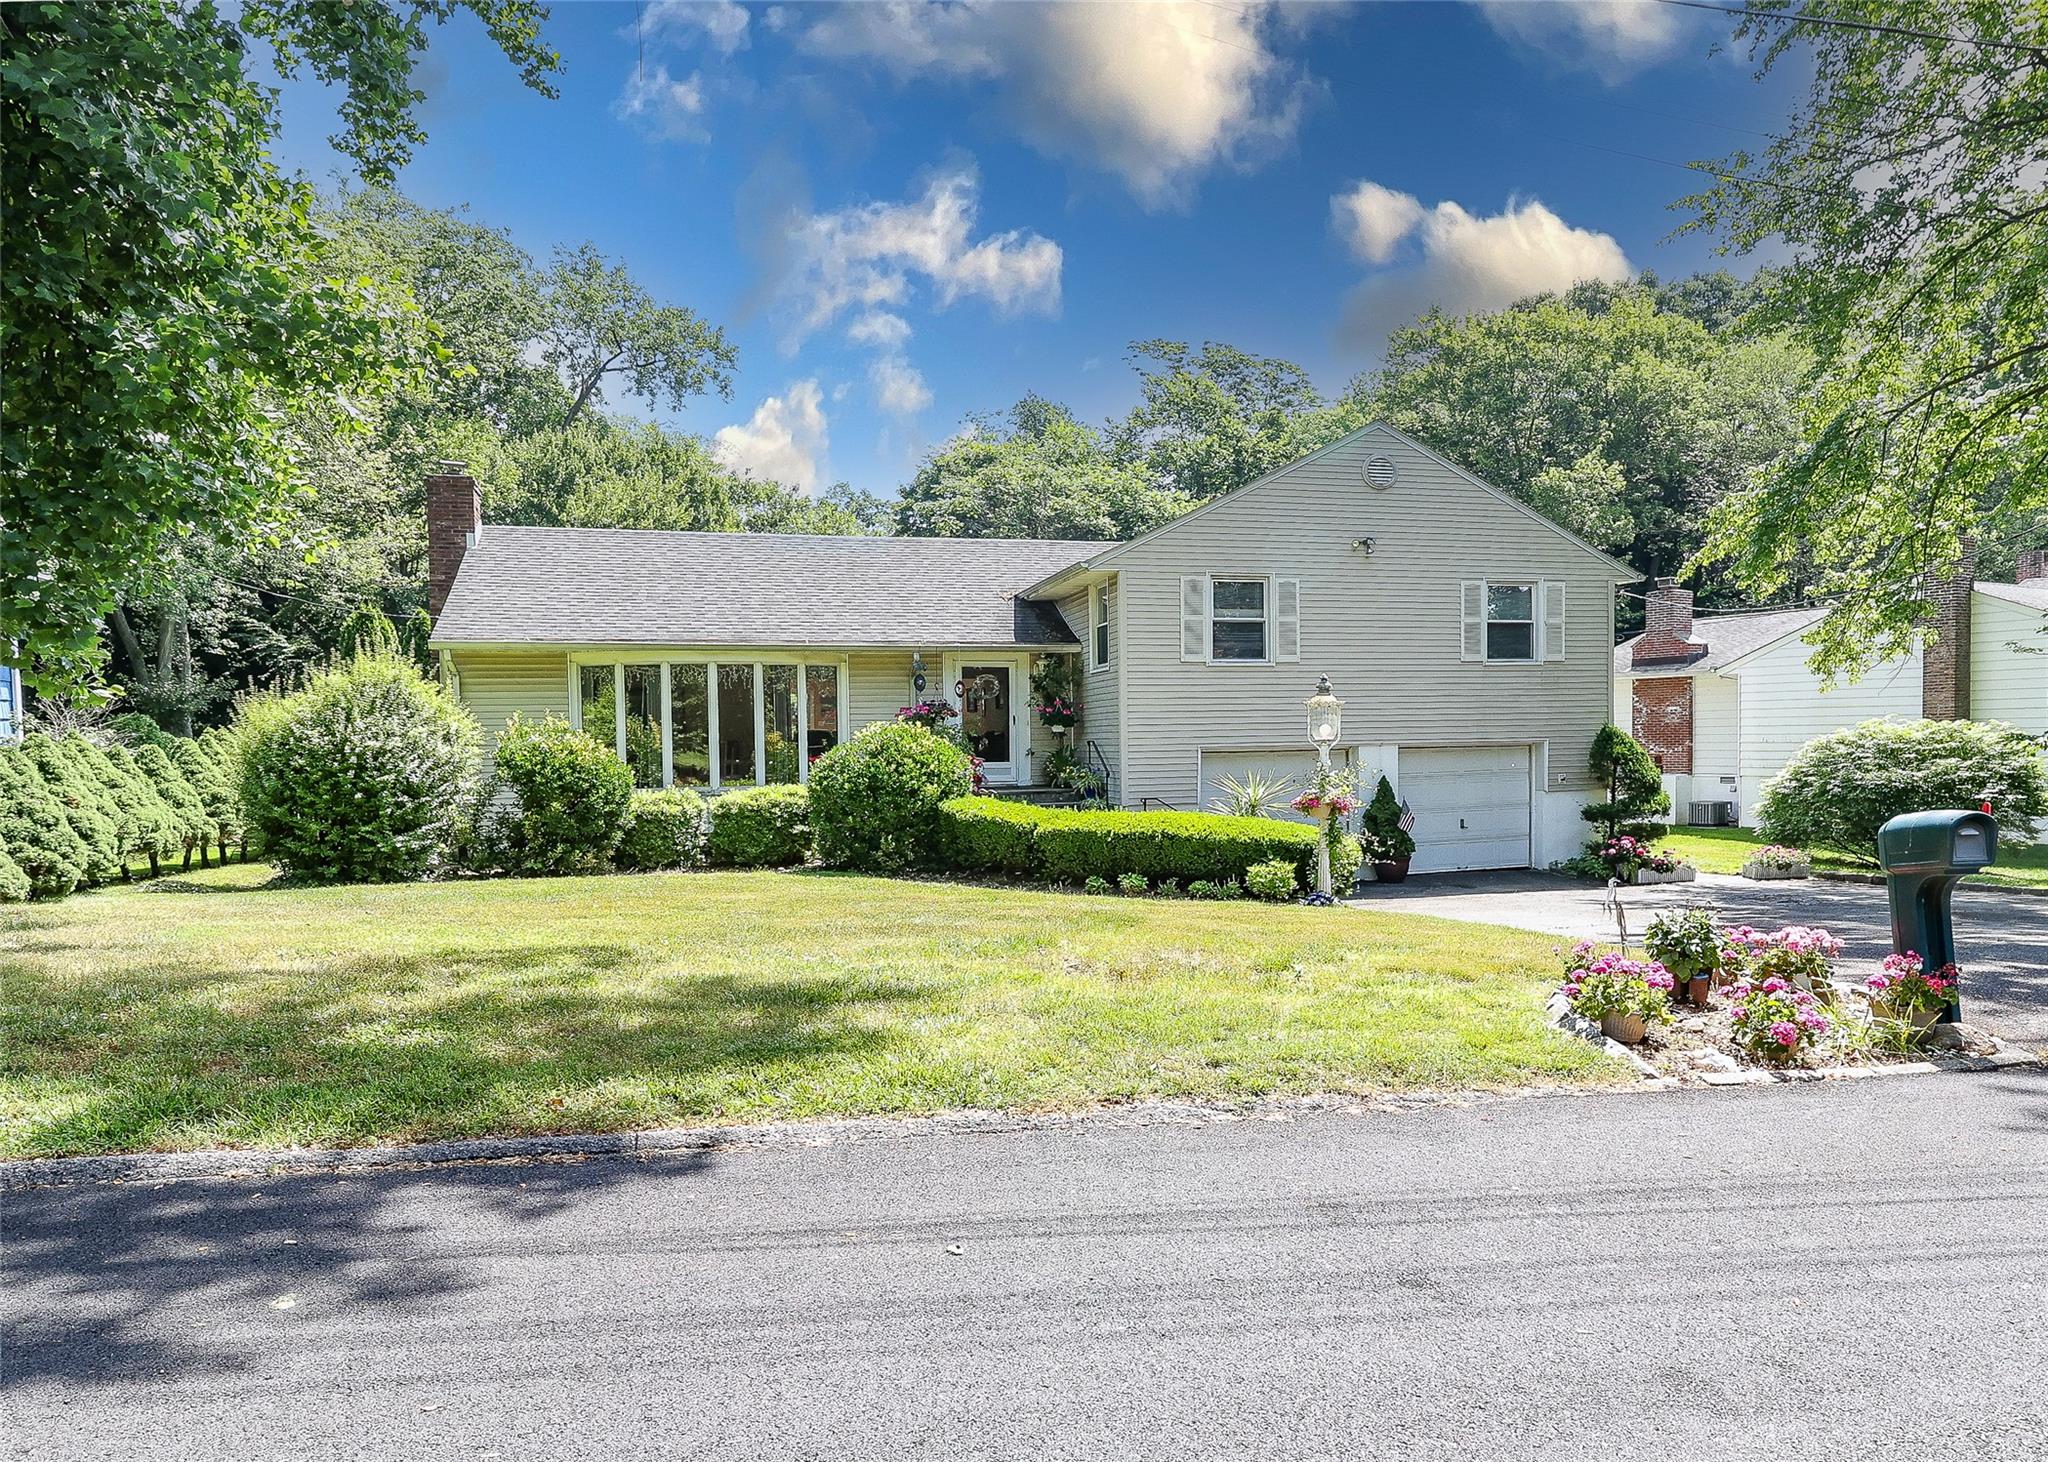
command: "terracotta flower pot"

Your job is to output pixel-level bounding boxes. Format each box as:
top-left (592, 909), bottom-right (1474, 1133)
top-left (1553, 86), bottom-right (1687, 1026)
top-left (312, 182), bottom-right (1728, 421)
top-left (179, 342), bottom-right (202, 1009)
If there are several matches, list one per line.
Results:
top-left (1600, 1012), bottom-right (1648, 1045)
top-left (1685, 976), bottom-right (1711, 1008)
top-left (1371, 857), bottom-right (1411, 884)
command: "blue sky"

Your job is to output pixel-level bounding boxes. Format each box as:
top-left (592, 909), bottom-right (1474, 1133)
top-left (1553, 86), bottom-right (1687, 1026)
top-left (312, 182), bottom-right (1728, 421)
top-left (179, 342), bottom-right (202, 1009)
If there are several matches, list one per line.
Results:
top-left (269, 1), bottom-right (1802, 499)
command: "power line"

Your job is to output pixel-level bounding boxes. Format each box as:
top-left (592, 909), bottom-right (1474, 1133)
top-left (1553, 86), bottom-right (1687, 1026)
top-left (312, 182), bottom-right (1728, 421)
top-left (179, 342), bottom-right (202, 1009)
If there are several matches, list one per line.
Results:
top-left (1653, 0), bottom-right (2048, 58)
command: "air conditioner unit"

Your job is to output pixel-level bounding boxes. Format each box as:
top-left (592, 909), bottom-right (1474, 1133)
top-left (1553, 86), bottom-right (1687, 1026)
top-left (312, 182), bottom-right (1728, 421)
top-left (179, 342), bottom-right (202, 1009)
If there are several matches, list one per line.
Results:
top-left (1688, 800), bottom-right (1737, 827)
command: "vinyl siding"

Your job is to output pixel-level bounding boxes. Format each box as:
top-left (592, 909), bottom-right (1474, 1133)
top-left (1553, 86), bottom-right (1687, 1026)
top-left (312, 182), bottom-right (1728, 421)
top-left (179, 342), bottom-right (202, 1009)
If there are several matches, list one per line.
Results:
top-left (1971, 591), bottom-right (2047, 735)
top-left (1058, 584), bottom-right (1120, 796)
top-left (1733, 640), bottom-right (1921, 824)
top-left (450, 650), bottom-right (571, 754)
top-left (1694, 673), bottom-right (1740, 783)
top-left (1102, 425), bottom-right (1623, 810)
top-left (849, 646), bottom-right (1071, 785)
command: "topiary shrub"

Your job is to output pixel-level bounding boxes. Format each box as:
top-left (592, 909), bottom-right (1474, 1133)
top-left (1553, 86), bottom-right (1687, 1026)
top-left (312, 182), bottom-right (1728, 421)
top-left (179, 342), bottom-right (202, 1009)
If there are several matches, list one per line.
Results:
top-left (0, 749), bottom-right (86, 898)
top-left (172, 737), bottom-right (242, 862)
top-left (197, 728), bottom-right (252, 858)
top-left (937, 795), bottom-right (1044, 875)
top-left (1582, 724), bottom-right (1671, 844)
top-left (135, 741), bottom-right (215, 869)
top-left (1360, 776), bottom-right (1415, 865)
top-left (808, 722), bottom-right (973, 871)
top-left (109, 711), bottom-right (177, 751)
top-left (233, 653), bottom-right (481, 882)
top-left (467, 714), bottom-right (632, 875)
top-left (0, 832), bottom-right (31, 903)
top-left (71, 737), bottom-right (181, 874)
top-left (1245, 857), bottom-right (1297, 901)
top-left (1760, 718), bottom-right (2048, 864)
top-left (707, 784), bottom-right (811, 867)
top-left (19, 733), bottom-right (122, 884)
top-left (614, 788), bottom-right (709, 871)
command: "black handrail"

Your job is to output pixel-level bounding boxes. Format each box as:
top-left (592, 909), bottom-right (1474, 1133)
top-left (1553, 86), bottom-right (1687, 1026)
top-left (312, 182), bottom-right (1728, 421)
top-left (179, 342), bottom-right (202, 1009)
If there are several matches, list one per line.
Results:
top-left (1139, 796), bottom-right (1181, 812)
top-left (1084, 738), bottom-right (1116, 805)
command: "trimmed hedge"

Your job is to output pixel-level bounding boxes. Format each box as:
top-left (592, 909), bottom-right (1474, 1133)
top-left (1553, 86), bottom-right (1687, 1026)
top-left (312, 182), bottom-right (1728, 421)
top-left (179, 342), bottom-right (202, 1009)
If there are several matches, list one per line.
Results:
top-left (0, 750), bottom-right (86, 898)
top-left (135, 741), bottom-right (215, 865)
top-left (0, 833), bottom-right (30, 903)
top-left (614, 789), bottom-right (709, 871)
top-left (20, 734), bottom-right (122, 883)
top-left (708, 784), bottom-right (811, 867)
top-left (809, 722), bottom-right (972, 872)
top-left (935, 797), bottom-right (1320, 886)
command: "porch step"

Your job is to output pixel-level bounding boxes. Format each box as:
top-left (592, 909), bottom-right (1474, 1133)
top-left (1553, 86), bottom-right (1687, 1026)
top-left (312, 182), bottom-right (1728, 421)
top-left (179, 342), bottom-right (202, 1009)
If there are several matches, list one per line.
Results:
top-left (990, 785), bottom-right (1083, 808)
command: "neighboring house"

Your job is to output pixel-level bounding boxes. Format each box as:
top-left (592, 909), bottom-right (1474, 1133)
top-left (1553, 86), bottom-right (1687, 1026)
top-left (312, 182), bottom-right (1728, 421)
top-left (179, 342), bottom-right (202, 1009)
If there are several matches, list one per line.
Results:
top-left (1613, 562), bottom-right (2048, 827)
top-left (429, 423), bottom-right (1635, 874)
top-left (0, 662), bottom-right (19, 743)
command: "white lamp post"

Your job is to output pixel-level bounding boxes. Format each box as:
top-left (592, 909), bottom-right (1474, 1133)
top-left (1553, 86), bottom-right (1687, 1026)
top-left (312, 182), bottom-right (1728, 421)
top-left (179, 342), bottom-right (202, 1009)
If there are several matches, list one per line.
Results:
top-left (1305, 675), bottom-right (1344, 900)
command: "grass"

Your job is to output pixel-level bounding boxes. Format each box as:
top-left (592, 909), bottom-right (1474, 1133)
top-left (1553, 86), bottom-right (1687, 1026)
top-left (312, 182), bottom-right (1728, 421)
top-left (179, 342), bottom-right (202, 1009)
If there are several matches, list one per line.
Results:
top-left (0, 864), bottom-right (1622, 1159)
top-left (1659, 826), bottom-right (2048, 890)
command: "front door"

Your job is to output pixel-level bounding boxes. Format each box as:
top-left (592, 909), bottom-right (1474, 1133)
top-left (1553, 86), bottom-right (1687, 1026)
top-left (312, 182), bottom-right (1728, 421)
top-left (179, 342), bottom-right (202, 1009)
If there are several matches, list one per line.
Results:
top-left (949, 658), bottom-right (1022, 784)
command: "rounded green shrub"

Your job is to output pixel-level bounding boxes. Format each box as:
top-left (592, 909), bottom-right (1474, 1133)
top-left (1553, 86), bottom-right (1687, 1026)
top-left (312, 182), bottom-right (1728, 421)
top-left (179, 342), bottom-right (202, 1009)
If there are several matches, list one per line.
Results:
top-left (337, 602), bottom-right (400, 659)
top-left (19, 733), bottom-right (122, 884)
top-left (468, 714), bottom-right (631, 875)
top-left (808, 722), bottom-right (972, 871)
top-left (614, 788), bottom-right (709, 871)
top-left (937, 795), bottom-right (1043, 874)
top-left (109, 712), bottom-right (178, 751)
top-left (707, 784), bottom-right (811, 867)
top-left (233, 652), bottom-right (481, 882)
top-left (1329, 829), bottom-right (1363, 890)
top-left (135, 741), bottom-right (215, 865)
top-left (172, 737), bottom-right (242, 857)
top-left (71, 738), bottom-right (181, 870)
top-left (1245, 857), bottom-right (1298, 902)
top-left (1760, 717), bottom-right (2048, 863)
top-left (0, 749), bottom-right (86, 898)
top-left (0, 833), bottom-right (31, 903)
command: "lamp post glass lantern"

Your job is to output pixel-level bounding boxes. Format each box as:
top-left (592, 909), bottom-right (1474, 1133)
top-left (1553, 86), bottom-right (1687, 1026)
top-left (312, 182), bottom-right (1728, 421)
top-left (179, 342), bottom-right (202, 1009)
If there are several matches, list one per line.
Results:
top-left (1304, 675), bottom-right (1344, 901)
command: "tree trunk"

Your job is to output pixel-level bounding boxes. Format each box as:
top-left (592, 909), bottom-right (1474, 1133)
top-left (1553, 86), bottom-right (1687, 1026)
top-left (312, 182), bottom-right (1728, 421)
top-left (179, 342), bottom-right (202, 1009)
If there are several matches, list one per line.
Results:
top-left (559, 349), bottom-right (624, 429)
top-left (107, 607), bottom-right (147, 680)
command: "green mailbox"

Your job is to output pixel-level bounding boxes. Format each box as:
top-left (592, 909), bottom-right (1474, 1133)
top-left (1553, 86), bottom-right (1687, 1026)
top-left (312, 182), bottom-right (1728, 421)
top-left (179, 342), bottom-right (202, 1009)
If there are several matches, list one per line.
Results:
top-left (1876, 809), bottom-right (1997, 1022)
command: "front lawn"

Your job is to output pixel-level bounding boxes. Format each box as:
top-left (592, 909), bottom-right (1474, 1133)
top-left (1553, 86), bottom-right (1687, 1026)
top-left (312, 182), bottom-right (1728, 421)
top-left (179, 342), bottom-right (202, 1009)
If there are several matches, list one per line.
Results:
top-left (1659, 827), bottom-right (2048, 891)
top-left (0, 866), bottom-right (1621, 1158)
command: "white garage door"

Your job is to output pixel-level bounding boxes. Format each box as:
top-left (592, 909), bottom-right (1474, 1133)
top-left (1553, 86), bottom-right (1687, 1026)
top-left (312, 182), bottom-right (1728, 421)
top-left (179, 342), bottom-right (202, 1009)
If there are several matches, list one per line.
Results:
top-left (1198, 749), bottom-right (1351, 826)
top-left (1399, 745), bottom-right (1532, 875)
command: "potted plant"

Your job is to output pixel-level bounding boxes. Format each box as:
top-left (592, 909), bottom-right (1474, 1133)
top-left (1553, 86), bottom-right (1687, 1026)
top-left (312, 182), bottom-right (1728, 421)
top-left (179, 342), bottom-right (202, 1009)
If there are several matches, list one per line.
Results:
top-left (1725, 975), bottom-right (1832, 1065)
top-left (1359, 775), bottom-right (1414, 883)
top-left (1741, 844), bottom-right (1811, 881)
top-left (1028, 658), bottom-right (1081, 741)
top-left (1863, 951), bottom-right (1957, 1037)
top-left (1559, 943), bottom-right (1676, 1045)
top-left (1721, 924), bottom-right (1843, 996)
top-left (1644, 907), bottom-right (1720, 1006)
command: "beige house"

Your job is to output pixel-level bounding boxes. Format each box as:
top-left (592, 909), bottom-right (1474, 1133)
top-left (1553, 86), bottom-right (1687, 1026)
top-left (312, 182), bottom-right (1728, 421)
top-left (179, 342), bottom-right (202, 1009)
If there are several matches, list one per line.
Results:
top-left (428, 423), bottom-right (1635, 875)
top-left (1612, 565), bottom-right (2048, 827)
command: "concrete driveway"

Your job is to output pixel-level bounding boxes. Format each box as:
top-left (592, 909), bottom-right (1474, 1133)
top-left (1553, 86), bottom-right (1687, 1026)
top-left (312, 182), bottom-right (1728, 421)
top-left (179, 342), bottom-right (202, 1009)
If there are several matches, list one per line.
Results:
top-left (1353, 871), bottom-right (2048, 1046)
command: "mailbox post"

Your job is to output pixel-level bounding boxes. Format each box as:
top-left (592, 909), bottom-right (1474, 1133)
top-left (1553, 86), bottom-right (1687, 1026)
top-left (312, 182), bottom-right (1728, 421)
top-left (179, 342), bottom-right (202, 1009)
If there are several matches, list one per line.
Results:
top-left (1875, 810), bottom-right (1997, 1023)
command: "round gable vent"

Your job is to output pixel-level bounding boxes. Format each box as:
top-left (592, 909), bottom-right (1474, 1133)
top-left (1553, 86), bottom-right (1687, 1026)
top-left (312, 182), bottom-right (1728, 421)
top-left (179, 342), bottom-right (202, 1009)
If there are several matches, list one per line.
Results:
top-left (1364, 454), bottom-right (1398, 490)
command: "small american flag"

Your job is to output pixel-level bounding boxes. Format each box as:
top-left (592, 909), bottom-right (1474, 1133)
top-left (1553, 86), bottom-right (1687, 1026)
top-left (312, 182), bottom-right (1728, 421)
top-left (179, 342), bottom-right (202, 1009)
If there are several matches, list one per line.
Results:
top-left (1397, 799), bottom-right (1416, 834)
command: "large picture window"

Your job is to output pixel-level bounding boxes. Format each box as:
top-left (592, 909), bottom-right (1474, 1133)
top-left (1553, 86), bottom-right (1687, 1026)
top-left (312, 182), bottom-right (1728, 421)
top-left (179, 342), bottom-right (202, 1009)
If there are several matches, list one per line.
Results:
top-left (1485, 584), bottom-right (1537, 663)
top-left (669, 664), bottom-right (710, 786)
top-left (1210, 578), bottom-right (1268, 662)
top-left (576, 656), bottom-right (847, 789)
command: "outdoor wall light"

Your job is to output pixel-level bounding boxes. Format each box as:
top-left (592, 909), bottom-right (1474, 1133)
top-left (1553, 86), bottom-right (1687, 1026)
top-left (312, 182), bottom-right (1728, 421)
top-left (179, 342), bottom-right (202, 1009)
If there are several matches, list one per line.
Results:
top-left (1352, 536), bottom-right (1376, 555)
top-left (1305, 674), bottom-right (1343, 756)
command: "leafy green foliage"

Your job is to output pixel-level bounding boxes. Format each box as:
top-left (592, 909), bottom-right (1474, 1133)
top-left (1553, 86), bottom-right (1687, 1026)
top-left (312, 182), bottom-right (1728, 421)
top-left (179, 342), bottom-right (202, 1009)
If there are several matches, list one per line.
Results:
top-left (337, 605), bottom-right (401, 659)
top-left (613, 789), bottom-right (709, 872)
top-left (1682, 2), bottom-right (2048, 675)
top-left (1583, 725), bottom-right (1671, 844)
top-left (1759, 719), bottom-right (2048, 864)
top-left (1245, 858), bottom-right (1298, 902)
top-left (232, 653), bottom-right (480, 882)
top-left (1112, 341), bottom-right (1341, 502)
top-left (542, 243), bottom-right (737, 428)
top-left (897, 395), bottom-right (1185, 539)
top-left (809, 723), bottom-right (974, 872)
top-left (1362, 777), bottom-right (1415, 862)
top-left (938, 796), bottom-right (1046, 874)
top-left (172, 737), bottom-right (243, 853)
top-left (0, 836), bottom-right (31, 904)
top-left (0, 750), bottom-right (85, 898)
top-left (73, 739), bottom-right (182, 867)
top-left (706, 785), bottom-right (812, 868)
top-left (18, 734), bottom-right (123, 884)
top-left (108, 713), bottom-right (177, 752)
top-left (135, 741), bottom-right (215, 861)
top-left (469, 714), bottom-right (632, 875)
top-left (1329, 828), bottom-right (1364, 890)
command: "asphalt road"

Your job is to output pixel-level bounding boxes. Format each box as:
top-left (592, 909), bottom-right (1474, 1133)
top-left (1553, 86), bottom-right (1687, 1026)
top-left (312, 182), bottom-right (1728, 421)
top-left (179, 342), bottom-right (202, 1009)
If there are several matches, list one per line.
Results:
top-left (1357, 872), bottom-right (2048, 1046)
top-left (8, 1074), bottom-right (2048, 1461)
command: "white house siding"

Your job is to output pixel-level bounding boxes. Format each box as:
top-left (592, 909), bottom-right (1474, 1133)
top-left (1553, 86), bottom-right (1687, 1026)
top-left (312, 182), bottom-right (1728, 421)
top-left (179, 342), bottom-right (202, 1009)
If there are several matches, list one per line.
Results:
top-left (1057, 583), bottom-right (1121, 797)
top-left (1104, 425), bottom-right (1622, 865)
top-left (450, 649), bottom-right (571, 753)
top-left (848, 646), bottom-right (1072, 785)
top-left (1733, 640), bottom-right (1921, 825)
top-left (1971, 592), bottom-right (2047, 735)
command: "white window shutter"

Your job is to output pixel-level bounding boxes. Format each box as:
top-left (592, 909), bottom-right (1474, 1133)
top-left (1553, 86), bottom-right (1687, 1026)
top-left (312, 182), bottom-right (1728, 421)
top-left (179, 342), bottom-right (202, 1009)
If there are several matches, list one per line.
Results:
top-left (1180, 576), bottom-right (1207, 661)
top-left (1542, 581), bottom-right (1566, 661)
top-left (1460, 580), bottom-right (1485, 662)
top-left (1274, 578), bottom-right (1301, 662)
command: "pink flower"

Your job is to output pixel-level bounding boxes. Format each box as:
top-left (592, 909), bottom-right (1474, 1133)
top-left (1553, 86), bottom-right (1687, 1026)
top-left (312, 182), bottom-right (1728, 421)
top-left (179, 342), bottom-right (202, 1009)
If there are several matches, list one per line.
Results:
top-left (1760, 977), bottom-right (1790, 995)
top-left (1769, 1021), bottom-right (1801, 1047)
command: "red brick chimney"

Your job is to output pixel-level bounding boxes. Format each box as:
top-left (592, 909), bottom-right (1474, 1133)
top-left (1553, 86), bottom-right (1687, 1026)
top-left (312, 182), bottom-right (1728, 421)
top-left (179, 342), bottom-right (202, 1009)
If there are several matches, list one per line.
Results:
top-left (1921, 544), bottom-right (1977, 721)
top-left (2019, 548), bottom-right (2048, 583)
top-left (426, 464), bottom-right (482, 620)
top-left (1632, 579), bottom-right (1702, 667)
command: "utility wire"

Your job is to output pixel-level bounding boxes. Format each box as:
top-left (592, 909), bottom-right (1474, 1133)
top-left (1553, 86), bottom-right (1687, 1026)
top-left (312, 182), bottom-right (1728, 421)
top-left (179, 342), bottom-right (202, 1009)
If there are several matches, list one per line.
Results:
top-left (1652, 0), bottom-right (2048, 58)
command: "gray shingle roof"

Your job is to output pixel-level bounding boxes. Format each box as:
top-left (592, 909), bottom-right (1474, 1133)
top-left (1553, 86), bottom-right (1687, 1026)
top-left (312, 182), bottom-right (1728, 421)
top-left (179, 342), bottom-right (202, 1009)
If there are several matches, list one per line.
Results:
top-left (430, 526), bottom-right (1107, 649)
top-left (1978, 580), bottom-right (2048, 611)
top-left (1613, 606), bottom-right (1827, 676)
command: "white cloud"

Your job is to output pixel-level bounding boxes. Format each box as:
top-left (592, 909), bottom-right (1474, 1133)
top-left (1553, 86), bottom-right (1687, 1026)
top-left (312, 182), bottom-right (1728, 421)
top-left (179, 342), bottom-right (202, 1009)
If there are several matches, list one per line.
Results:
top-left (1335, 185), bottom-right (1633, 347)
top-left (612, 63), bottom-right (707, 141)
top-left (638, 0), bottom-right (751, 54)
top-left (780, 162), bottom-right (1061, 346)
top-left (869, 356), bottom-right (933, 417)
top-left (712, 380), bottom-right (828, 492)
top-left (1332, 181), bottom-right (1426, 266)
top-left (1478, 1), bottom-right (1688, 83)
top-left (795, 1), bottom-right (1310, 207)
top-left (846, 310), bottom-right (913, 349)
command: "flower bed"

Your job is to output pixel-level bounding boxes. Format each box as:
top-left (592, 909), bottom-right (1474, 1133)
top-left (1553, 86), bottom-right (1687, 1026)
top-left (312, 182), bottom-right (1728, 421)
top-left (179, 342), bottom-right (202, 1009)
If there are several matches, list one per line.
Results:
top-left (1741, 844), bottom-right (1811, 881)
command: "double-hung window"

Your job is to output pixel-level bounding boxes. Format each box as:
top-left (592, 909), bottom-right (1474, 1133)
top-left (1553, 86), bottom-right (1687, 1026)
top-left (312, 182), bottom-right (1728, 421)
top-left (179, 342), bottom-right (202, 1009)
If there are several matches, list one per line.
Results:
top-left (1090, 581), bottom-right (1114, 670)
top-left (1209, 579), bottom-right (1268, 662)
top-left (1460, 580), bottom-right (1565, 663)
top-left (1485, 584), bottom-right (1537, 662)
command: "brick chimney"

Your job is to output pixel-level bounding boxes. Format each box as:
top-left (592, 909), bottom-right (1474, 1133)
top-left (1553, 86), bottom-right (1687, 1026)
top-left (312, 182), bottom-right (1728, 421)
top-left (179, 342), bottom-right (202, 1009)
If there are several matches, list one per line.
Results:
top-left (426, 464), bottom-right (482, 620)
top-left (1920, 544), bottom-right (1977, 721)
top-left (1632, 578), bottom-right (1702, 667)
top-left (2018, 548), bottom-right (2048, 583)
